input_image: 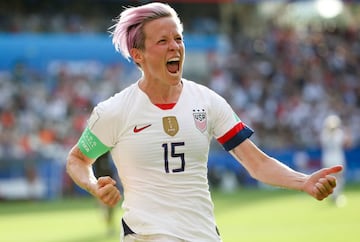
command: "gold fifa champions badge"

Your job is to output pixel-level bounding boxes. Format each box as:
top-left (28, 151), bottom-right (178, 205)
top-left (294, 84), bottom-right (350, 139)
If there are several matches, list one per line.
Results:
top-left (162, 116), bottom-right (179, 136)
top-left (193, 109), bottom-right (207, 133)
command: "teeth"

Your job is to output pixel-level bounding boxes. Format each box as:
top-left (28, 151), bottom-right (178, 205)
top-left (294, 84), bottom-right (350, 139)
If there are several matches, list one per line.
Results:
top-left (168, 57), bottom-right (180, 62)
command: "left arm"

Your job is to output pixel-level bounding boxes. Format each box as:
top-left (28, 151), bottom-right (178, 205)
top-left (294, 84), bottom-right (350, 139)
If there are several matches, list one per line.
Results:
top-left (231, 139), bottom-right (342, 200)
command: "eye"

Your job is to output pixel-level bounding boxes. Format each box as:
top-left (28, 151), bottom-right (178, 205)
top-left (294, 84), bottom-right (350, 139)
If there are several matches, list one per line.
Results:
top-left (176, 37), bottom-right (183, 43)
top-left (158, 39), bottom-right (166, 44)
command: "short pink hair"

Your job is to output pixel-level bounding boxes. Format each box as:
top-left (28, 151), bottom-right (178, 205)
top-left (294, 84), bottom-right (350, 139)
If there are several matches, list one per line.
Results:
top-left (109, 2), bottom-right (183, 60)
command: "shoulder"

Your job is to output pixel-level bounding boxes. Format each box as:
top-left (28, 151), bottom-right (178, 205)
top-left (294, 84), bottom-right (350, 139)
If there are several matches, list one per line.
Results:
top-left (89, 82), bottom-right (139, 126)
top-left (86, 83), bottom-right (139, 135)
top-left (97, 83), bottom-right (138, 112)
top-left (182, 79), bottom-right (220, 98)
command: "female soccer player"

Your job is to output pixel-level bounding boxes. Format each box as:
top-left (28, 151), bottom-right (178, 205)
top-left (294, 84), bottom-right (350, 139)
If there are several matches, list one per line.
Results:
top-left (66, 3), bottom-right (342, 241)
top-left (321, 114), bottom-right (350, 206)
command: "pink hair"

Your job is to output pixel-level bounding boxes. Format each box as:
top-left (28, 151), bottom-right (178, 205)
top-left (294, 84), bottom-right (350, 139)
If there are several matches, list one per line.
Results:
top-left (109, 2), bottom-right (183, 61)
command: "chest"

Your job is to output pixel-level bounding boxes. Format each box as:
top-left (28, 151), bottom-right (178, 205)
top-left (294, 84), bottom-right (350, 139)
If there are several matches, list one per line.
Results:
top-left (112, 104), bottom-right (211, 173)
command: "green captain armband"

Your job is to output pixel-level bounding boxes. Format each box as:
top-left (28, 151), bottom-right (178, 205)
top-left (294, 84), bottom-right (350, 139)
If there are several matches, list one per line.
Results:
top-left (77, 127), bottom-right (111, 159)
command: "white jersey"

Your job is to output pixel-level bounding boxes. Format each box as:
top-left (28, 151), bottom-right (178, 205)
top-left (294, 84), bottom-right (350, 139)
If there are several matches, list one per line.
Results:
top-left (82, 79), bottom-right (253, 241)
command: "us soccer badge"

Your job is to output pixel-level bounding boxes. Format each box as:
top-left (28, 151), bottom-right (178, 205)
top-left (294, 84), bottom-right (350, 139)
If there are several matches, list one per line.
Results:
top-left (193, 109), bottom-right (207, 133)
top-left (162, 116), bottom-right (179, 136)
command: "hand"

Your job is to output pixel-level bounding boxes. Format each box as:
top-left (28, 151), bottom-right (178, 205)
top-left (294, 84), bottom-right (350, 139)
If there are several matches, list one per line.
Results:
top-left (303, 165), bottom-right (343, 200)
top-left (95, 176), bottom-right (122, 207)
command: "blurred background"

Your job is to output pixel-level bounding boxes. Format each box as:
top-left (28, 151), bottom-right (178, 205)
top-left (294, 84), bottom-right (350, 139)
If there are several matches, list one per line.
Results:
top-left (0, 0), bottom-right (359, 201)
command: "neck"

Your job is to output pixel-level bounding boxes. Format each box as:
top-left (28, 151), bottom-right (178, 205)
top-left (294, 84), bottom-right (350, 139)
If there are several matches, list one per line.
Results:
top-left (138, 79), bottom-right (182, 104)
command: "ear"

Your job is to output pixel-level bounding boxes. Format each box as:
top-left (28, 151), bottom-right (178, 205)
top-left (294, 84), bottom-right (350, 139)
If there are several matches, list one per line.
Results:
top-left (130, 48), bottom-right (143, 65)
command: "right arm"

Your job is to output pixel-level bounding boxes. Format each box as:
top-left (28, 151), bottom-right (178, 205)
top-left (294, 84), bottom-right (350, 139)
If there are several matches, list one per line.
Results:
top-left (66, 145), bottom-right (121, 207)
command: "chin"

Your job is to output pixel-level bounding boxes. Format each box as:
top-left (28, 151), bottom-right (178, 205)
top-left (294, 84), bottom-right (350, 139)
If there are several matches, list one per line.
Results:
top-left (167, 72), bottom-right (182, 83)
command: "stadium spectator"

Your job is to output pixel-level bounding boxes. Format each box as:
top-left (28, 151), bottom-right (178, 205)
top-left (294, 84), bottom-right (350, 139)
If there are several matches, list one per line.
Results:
top-left (66, 3), bottom-right (342, 241)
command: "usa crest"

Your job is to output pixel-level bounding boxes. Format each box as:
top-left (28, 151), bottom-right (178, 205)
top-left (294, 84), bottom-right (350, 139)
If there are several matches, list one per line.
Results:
top-left (193, 109), bottom-right (207, 133)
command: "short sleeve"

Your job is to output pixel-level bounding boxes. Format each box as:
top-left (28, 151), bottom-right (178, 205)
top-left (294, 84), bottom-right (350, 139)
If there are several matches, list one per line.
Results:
top-left (209, 90), bottom-right (253, 151)
top-left (77, 100), bottom-right (119, 158)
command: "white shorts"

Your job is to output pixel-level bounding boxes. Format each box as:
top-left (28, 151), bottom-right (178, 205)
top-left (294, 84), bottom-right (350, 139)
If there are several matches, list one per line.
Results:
top-left (121, 219), bottom-right (186, 242)
top-left (123, 233), bottom-right (186, 242)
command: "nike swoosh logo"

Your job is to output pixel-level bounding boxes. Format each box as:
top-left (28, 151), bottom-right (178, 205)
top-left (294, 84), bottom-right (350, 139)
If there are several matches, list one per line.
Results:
top-left (133, 124), bottom-right (152, 133)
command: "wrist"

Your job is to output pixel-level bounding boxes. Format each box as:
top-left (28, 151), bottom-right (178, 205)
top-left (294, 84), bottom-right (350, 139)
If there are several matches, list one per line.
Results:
top-left (85, 177), bottom-right (98, 196)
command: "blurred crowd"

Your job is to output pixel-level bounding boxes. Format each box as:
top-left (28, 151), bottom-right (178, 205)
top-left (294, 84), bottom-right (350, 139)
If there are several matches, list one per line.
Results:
top-left (1, 8), bottom-right (360, 168)
top-left (0, 1), bottom-right (219, 34)
top-left (0, 60), bottom-right (139, 163)
top-left (209, 24), bottom-right (360, 150)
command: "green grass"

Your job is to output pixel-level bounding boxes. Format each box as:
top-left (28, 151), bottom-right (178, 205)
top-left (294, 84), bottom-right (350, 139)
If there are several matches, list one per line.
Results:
top-left (214, 184), bottom-right (360, 242)
top-left (0, 184), bottom-right (359, 242)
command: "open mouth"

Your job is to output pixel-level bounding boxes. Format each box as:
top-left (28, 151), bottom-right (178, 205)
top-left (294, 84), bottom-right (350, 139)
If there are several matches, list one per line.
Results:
top-left (166, 58), bottom-right (180, 74)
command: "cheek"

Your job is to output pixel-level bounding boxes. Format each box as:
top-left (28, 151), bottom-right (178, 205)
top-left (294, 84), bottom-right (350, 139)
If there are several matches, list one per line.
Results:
top-left (146, 48), bottom-right (162, 62)
top-left (145, 57), bottom-right (165, 75)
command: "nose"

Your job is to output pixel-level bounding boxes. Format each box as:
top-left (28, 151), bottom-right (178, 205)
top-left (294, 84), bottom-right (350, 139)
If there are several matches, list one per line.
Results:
top-left (169, 39), bottom-right (180, 50)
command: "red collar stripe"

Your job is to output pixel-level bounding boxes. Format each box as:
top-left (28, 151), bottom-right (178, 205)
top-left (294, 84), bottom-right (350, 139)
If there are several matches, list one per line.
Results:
top-left (155, 103), bottom-right (176, 110)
